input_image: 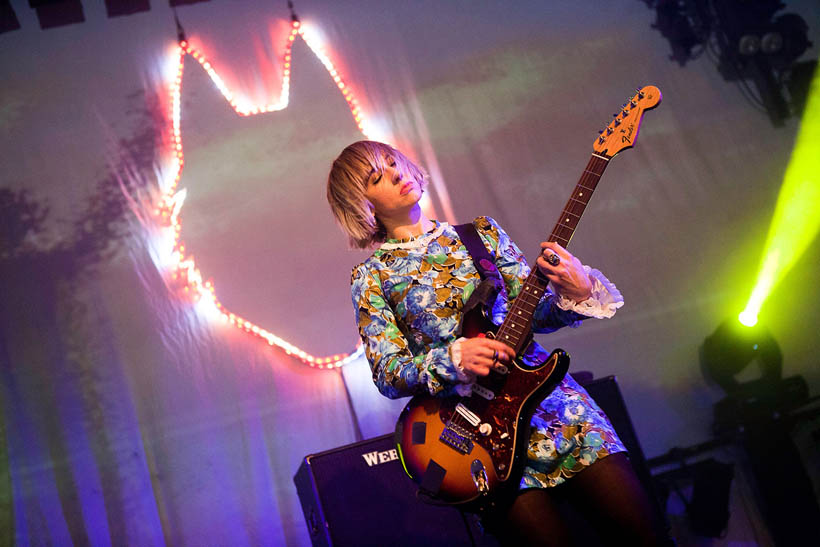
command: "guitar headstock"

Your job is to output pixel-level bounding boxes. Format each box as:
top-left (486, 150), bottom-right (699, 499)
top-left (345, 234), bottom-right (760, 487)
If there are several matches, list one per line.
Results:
top-left (593, 85), bottom-right (661, 158)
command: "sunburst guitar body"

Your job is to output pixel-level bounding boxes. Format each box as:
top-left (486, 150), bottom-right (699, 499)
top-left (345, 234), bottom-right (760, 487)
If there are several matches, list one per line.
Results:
top-left (395, 305), bottom-right (569, 508)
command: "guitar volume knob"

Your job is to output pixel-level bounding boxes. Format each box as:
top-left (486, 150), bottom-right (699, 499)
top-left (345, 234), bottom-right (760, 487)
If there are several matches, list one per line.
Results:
top-left (479, 423), bottom-right (492, 436)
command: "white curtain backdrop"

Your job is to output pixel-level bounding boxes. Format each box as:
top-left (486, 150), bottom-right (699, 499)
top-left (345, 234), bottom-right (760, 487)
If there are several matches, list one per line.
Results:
top-left (1, 0), bottom-right (818, 544)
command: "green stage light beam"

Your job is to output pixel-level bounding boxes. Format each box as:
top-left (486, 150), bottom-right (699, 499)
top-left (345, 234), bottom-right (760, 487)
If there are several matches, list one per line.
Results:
top-left (740, 64), bottom-right (820, 327)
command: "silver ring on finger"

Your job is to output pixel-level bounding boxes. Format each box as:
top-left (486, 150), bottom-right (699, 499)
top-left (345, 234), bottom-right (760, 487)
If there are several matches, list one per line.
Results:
top-left (547, 252), bottom-right (561, 266)
top-left (492, 349), bottom-right (498, 363)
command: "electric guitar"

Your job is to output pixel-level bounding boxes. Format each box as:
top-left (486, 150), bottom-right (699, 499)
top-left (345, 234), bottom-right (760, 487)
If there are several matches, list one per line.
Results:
top-left (394, 86), bottom-right (662, 509)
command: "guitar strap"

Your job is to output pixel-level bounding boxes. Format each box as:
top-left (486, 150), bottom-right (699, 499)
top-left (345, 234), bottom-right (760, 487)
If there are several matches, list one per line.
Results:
top-left (453, 222), bottom-right (506, 338)
top-left (453, 222), bottom-right (498, 282)
top-left (407, 223), bottom-right (507, 501)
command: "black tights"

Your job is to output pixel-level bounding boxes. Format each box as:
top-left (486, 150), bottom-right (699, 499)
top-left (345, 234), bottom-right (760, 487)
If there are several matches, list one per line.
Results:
top-left (483, 453), bottom-right (671, 546)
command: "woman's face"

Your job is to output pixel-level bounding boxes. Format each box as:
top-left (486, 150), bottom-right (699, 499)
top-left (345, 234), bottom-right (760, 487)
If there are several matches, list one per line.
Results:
top-left (363, 155), bottom-right (422, 218)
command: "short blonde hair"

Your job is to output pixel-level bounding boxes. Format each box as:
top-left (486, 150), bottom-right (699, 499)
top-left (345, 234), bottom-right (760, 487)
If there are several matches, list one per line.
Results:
top-left (327, 141), bottom-right (428, 249)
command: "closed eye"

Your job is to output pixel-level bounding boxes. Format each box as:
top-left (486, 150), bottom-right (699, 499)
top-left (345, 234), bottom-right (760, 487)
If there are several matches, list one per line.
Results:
top-left (365, 167), bottom-right (381, 185)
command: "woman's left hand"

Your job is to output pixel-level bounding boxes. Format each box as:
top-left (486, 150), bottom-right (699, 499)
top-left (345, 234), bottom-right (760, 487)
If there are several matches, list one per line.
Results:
top-left (535, 242), bottom-right (593, 303)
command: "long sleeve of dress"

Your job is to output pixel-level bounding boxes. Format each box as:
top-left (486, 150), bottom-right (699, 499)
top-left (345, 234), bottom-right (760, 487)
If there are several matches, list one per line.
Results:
top-left (351, 263), bottom-right (466, 399)
top-left (473, 216), bottom-right (622, 332)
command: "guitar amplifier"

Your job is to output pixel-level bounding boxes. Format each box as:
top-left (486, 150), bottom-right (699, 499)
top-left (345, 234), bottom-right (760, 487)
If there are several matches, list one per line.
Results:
top-left (293, 434), bottom-right (497, 547)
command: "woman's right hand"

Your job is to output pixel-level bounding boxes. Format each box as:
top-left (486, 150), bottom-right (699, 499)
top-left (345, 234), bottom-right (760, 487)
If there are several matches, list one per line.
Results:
top-left (457, 337), bottom-right (513, 376)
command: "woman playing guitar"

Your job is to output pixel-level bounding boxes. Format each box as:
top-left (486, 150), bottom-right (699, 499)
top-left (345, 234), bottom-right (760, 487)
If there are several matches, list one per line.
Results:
top-left (327, 139), bottom-right (670, 546)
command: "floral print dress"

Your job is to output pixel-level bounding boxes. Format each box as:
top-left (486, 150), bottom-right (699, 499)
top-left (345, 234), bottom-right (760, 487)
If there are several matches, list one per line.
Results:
top-left (351, 216), bottom-right (627, 488)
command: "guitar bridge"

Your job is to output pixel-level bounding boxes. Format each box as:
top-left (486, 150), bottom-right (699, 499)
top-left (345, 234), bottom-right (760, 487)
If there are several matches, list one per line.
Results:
top-left (439, 422), bottom-right (474, 455)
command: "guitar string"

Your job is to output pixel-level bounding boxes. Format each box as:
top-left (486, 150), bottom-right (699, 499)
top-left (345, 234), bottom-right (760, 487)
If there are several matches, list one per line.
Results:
top-left (496, 156), bottom-right (605, 345)
top-left (447, 156), bottom-right (607, 438)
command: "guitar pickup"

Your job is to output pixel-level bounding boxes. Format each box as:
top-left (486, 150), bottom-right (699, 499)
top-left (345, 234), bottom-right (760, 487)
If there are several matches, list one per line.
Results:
top-left (472, 384), bottom-right (495, 400)
top-left (455, 403), bottom-right (480, 426)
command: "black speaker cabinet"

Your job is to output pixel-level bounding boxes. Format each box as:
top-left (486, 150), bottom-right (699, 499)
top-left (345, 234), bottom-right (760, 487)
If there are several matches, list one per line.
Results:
top-left (293, 434), bottom-right (495, 546)
top-left (293, 375), bottom-right (648, 546)
top-left (578, 375), bottom-right (654, 496)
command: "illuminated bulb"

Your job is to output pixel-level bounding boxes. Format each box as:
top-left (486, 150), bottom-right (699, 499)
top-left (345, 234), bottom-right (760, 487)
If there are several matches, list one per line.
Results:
top-left (738, 310), bottom-right (758, 327)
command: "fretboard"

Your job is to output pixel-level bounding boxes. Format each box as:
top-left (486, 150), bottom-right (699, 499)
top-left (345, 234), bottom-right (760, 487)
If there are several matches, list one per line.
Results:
top-left (496, 154), bottom-right (609, 355)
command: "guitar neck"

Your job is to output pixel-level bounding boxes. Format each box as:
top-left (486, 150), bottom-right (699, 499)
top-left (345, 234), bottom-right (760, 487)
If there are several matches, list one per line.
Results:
top-left (496, 153), bottom-right (609, 355)
top-left (547, 154), bottom-right (609, 247)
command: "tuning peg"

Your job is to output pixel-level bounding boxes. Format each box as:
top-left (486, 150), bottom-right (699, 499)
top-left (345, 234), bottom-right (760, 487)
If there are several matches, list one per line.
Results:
top-left (636, 88), bottom-right (645, 98)
top-left (606, 127), bottom-right (614, 135)
top-left (598, 129), bottom-right (604, 134)
top-left (598, 136), bottom-right (605, 144)
top-left (613, 118), bottom-right (621, 126)
top-left (630, 100), bottom-right (637, 107)
top-left (621, 109), bottom-right (629, 117)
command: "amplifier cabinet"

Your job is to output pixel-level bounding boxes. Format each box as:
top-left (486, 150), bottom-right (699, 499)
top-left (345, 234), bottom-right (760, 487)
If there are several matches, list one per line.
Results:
top-left (293, 434), bottom-right (494, 546)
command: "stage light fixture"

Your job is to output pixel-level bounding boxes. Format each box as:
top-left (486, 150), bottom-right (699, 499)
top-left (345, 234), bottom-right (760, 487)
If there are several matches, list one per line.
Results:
top-left (701, 318), bottom-right (782, 396)
top-left (168, 0), bottom-right (210, 6)
top-left (646, 0), bottom-right (707, 66)
top-left (738, 34), bottom-right (760, 56)
top-left (760, 32), bottom-right (782, 55)
top-left (645, 0), bottom-right (813, 125)
top-left (28, 0), bottom-right (85, 29)
top-left (765, 13), bottom-right (812, 71)
top-left (701, 318), bottom-right (810, 438)
top-left (104, 0), bottom-right (150, 18)
top-left (0, 0), bottom-right (20, 34)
